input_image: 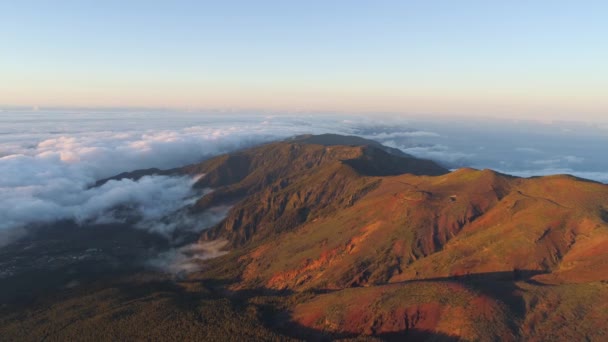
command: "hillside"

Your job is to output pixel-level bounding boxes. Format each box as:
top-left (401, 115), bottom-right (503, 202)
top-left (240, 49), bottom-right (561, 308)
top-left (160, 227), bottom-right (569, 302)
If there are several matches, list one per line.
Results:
top-left (189, 137), bottom-right (608, 340)
top-left (2, 135), bottom-right (608, 341)
top-left (182, 136), bottom-right (447, 246)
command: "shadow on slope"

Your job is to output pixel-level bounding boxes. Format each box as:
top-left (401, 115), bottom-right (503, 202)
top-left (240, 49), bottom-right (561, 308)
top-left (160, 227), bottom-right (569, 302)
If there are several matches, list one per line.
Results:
top-left (276, 270), bottom-right (548, 341)
top-left (0, 220), bottom-right (170, 307)
top-left (286, 324), bottom-right (462, 342)
top-left (392, 270), bottom-right (548, 320)
top-left (0, 265), bottom-right (548, 341)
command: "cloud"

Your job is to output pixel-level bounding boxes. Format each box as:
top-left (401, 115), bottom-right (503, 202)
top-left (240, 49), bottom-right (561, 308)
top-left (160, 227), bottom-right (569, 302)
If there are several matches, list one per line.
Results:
top-left (0, 173), bottom-right (202, 245)
top-left (1, 115), bottom-right (371, 181)
top-left (141, 204), bottom-right (231, 238)
top-left (147, 239), bottom-right (229, 276)
top-left (531, 155), bottom-right (584, 166)
top-left (387, 143), bottom-right (474, 167)
top-left (364, 131), bottom-right (440, 139)
top-left (0, 114), bottom-right (362, 245)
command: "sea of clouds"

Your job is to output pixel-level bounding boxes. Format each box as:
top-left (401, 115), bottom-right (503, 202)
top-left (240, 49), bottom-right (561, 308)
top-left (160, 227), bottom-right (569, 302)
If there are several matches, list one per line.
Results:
top-left (1, 110), bottom-right (607, 247)
top-left (0, 111), bottom-right (362, 246)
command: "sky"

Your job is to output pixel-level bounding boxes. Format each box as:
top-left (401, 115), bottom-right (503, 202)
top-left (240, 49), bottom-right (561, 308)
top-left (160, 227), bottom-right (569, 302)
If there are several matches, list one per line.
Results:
top-left (1, 1), bottom-right (607, 120)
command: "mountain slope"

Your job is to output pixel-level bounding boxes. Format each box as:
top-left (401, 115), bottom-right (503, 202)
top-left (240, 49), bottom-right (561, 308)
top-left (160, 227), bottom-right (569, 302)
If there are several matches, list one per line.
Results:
top-left (183, 139), bottom-right (608, 340)
top-left (181, 138), bottom-right (447, 246)
top-left (3, 134), bottom-right (608, 341)
top-left (228, 169), bottom-right (608, 290)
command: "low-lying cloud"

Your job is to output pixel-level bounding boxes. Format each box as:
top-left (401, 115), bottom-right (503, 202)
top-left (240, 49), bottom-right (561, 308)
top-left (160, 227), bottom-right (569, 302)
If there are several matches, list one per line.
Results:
top-left (0, 173), bottom-right (201, 245)
top-left (141, 204), bottom-right (232, 239)
top-left (148, 239), bottom-right (230, 276)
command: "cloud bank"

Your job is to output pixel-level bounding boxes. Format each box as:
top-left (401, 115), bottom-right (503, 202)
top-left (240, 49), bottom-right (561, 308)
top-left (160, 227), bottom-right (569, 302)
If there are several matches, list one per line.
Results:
top-left (0, 172), bottom-right (202, 245)
top-left (0, 112), bottom-right (361, 246)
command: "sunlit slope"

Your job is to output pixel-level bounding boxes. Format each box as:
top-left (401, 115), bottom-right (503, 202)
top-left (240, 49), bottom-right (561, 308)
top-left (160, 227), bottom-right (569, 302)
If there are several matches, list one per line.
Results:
top-left (184, 137), bottom-right (447, 246)
top-left (191, 147), bottom-right (608, 340)
top-left (226, 168), bottom-right (607, 290)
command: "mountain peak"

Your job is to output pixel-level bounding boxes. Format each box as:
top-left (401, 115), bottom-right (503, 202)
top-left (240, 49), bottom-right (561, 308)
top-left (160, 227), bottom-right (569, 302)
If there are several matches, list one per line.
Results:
top-left (287, 133), bottom-right (411, 157)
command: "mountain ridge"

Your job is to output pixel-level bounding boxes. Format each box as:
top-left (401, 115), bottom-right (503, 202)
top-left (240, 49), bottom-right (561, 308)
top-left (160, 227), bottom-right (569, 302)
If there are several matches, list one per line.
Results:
top-left (3, 134), bottom-right (608, 341)
top-left (186, 136), bottom-right (608, 340)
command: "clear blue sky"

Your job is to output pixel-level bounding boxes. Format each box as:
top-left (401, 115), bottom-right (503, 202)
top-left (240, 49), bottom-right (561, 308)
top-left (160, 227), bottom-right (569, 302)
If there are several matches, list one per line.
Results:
top-left (1, 1), bottom-right (607, 120)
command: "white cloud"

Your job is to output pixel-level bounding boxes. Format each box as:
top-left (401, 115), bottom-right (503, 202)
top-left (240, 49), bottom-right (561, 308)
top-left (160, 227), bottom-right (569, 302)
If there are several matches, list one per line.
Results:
top-left (0, 173), bottom-right (202, 245)
top-left (141, 204), bottom-right (231, 238)
top-left (0, 114), bottom-right (360, 245)
top-left (147, 239), bottom-right (229, 275)
top-left (393, 144), bottom-right (474, 166)
top-left (364, 131), bottom-right (440, 140)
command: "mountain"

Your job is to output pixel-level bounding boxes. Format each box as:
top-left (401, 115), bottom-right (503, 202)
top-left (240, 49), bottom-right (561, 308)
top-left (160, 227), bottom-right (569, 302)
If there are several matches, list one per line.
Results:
top-left (194, 152), bottom-right (608, 340)
top-left (181, 135), bottom-right (447, 246)
top-left (2, 134), bottom-right (607, 341)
